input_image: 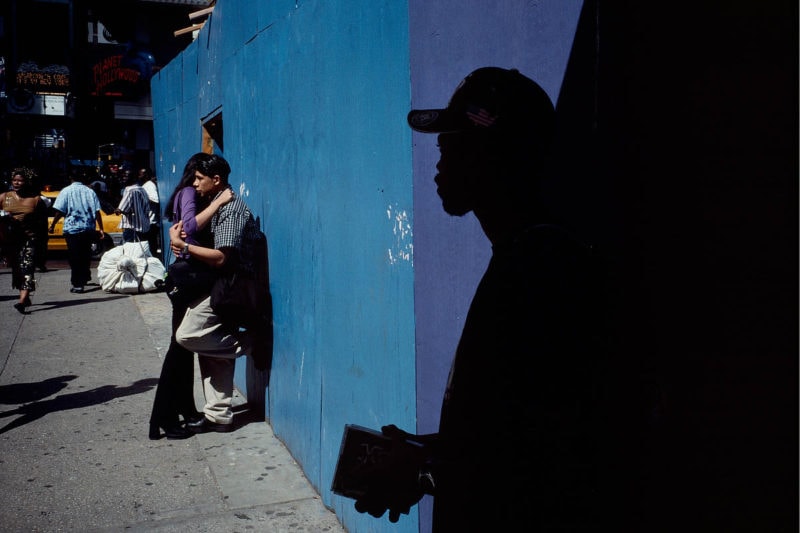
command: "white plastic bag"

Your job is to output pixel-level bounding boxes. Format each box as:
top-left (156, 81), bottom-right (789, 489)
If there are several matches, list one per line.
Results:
top-left (97, 241), bottom-right (166, 294)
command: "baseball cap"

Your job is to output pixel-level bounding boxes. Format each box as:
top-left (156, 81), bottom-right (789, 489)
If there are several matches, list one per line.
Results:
top-left (407, 67), bottom-right (555, 136)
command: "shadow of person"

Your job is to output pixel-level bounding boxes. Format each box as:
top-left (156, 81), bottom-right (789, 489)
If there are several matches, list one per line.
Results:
top-left (28, 294), bottom-right (127, 312)
top-left (0, 377), bottom-right (158, 435)
top-left (0, 375), bottom-right (77, 405)
top-left (241, 216), bottom-right (274, 416)
top-left (230, 402), bottom-right (267, 430)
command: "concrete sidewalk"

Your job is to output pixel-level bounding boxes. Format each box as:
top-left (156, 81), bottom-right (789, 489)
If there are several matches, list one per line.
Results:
top-left (0, 263), bottom-right (344, 532)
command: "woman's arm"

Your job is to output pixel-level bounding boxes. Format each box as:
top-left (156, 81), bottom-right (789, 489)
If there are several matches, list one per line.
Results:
top-left (177, 187), bottom-right (233, 239)
top-left (176, 188), bottom-right (200, 238)
top-left (194, 188), bottom-right (234, 230)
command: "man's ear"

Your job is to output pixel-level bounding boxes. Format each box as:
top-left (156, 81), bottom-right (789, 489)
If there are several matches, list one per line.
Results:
top-left (212, 175), bottom-right (221, 186)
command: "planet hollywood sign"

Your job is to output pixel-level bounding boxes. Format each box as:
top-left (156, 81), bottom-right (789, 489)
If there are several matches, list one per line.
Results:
top-left (92, 54), bottom-right (142, 95)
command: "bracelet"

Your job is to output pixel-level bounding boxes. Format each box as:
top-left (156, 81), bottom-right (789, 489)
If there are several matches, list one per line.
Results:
top-left (182, 244), bottom-right (189, 255)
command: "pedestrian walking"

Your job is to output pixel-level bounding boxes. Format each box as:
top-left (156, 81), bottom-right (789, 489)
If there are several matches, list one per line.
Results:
top-left (49, 168), bottom-right (106, 293)
top-left (0, 168), bottom-right (48, 312)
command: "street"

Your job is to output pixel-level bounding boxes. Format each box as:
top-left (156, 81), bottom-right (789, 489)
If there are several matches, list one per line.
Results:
top-left (0, 261), bottom-right (344, 532)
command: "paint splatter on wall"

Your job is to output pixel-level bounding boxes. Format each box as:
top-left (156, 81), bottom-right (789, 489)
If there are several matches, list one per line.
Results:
top-left (387, 204), bottom-right (413, 265)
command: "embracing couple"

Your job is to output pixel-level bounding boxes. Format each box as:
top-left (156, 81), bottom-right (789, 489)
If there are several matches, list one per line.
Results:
top-left (148, 153), bottom-right (270, 440)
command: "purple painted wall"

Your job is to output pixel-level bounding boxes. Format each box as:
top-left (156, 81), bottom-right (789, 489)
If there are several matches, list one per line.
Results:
top-left (409, 1), bottom-right (797, 531)
top-left (408, 0), bottom-right (584, 433)
top-left (407, 2), bottom-right (585, 529)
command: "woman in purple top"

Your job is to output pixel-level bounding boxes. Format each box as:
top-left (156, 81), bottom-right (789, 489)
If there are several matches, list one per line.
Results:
top-left (149, 154), bottom-right (233, 439)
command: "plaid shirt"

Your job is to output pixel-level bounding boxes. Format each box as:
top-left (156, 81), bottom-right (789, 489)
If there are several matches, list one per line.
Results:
top-left (211, 188), bottom-right (261, 276)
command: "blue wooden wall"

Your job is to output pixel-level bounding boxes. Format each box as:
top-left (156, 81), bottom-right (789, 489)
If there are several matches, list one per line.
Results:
top-left (151, 1), bottom-right (588, 532)
top-left (152, 2), bottom-right (416, 532)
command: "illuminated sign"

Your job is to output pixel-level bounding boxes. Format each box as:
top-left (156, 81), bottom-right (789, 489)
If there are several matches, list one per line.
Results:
top-left (92, 54), bottom-right (140, 95)
top-left (91, 49), bottom-right (155, 97)
top-left (15, 62), bottom-right (70, 92)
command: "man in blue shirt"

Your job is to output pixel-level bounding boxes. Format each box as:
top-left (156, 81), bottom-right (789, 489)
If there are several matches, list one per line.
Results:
top-left (49, 169), bottom-right (105, 293)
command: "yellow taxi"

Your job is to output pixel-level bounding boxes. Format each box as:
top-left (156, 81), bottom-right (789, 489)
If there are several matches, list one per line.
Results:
top-left (42, 189), bottom-right (123, 258)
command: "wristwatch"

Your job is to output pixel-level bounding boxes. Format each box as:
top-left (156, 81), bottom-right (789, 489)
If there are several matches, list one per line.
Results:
top-left (182, 244), bottom-right (189, 255)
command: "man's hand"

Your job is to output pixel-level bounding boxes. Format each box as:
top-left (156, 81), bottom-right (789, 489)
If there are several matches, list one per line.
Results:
top-left (352, 425), bottom-right (433, 523)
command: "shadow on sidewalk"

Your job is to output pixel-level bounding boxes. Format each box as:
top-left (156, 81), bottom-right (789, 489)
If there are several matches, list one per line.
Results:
top-left (0, 377), bottom-right (158, 435)
top-left (0, 375), bottom-right (77, 405)
top-left (21, 294), bottom-right (128, 312)
top-left (230, 402), bottom-right (266, 431)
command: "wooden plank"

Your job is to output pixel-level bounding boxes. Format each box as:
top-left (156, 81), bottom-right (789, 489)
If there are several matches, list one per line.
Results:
top-left (173, 23), bottom-right (204, 37)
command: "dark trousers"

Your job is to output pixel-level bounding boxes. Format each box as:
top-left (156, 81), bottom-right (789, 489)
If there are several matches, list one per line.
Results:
top-left (64, 230), bottom-right (95, 287)
top-left (122, 228), bottom-right (148, 243)
top-left (146, 224), bottom-right (162, 257)
top-left (149, 301), bottom-right (198, 426)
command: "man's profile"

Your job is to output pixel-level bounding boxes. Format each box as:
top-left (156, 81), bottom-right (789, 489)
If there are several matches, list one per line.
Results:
top-left (354, 67), bottom-right (604, 531)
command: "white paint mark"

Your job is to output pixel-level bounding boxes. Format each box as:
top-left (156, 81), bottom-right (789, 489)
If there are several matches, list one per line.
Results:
top-left (386, 204), bottom-right (413, 265)
top-left (297, 351), bottom-right (305, 398)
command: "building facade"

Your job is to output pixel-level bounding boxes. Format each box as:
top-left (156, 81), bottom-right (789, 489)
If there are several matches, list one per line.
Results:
top-left (0, 0), bottom-right (209, 190)
top-left (122, 1), bottom-right (800, 532)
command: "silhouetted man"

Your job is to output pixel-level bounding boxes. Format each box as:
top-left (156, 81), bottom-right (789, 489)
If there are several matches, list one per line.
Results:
top-left (355, 67), bottom-right (603, 531)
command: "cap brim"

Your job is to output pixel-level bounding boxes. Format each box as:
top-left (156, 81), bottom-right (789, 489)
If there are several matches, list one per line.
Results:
top-left (407, 108), bottom-right (466, 133)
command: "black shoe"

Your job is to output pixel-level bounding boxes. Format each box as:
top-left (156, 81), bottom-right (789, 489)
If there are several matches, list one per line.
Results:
top-left (181, 411), bottom-right (204, 425)
top-left (187, 417), bottom-right (233, 433)
top-left (13, 302), bottom-right (27, 314)
top-left (70, 286), bottom-right (84, 293)
top-left (149, 422), bottom-right (193, 440)
top-left (23, 296), bottom-right (32, 307)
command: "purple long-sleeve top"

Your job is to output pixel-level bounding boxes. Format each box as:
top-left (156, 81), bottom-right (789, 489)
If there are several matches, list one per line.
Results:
top-left (172, 186), bottom-right (203, 246)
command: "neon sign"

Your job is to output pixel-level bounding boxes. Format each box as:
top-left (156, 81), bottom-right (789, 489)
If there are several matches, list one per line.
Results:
top-left (15, 62), bottom-right (70, 91)
top-left (92, 54), bottom-right (141, 95)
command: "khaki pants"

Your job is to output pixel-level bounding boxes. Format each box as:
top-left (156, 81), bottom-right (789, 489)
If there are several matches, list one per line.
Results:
top-left (175, 295), bottom-right (251, 424)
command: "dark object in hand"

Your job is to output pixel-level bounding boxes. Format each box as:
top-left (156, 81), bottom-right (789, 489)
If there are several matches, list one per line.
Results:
top-left (333, 424), bottom-right (432, 523)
